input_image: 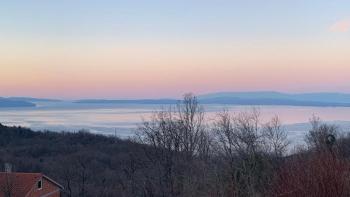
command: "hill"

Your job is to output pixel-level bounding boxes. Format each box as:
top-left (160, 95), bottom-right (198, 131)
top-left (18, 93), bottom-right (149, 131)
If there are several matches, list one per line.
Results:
top-left (0, 124), bottom-right (145, 196)
top-left (74, 92), bottom-right (350, 107)
top-left (1, 119), bottom-right (350, 196)
top-left (8, 97), bottom-right (61, 102)
top-left (197, 91), bottom-right (350, 106)
top-left (75, 99), bottom-right (178, 104)
top-left (0, 98), bottom-right (35, 108)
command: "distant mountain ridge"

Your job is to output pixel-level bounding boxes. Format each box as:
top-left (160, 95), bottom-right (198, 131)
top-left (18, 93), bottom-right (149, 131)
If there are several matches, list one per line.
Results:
top-left (198, 92), bottom-right (350, 104)
top-left (0, 98), bottom-right (36, 108)
top-left (75, 99), bottom-right (179, 105)
top-left (74, 91), bottom-right (350, 107)
top-left (3, 91), bottom-right (350, 107)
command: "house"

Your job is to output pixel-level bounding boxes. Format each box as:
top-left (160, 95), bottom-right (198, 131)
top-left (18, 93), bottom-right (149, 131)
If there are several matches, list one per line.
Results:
top-left (0, 172), bottom-right (63, 197)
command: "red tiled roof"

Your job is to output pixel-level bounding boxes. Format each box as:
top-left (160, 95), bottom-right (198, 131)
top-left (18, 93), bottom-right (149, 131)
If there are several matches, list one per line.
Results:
top-left (0, 172), bottom-right (62, 197)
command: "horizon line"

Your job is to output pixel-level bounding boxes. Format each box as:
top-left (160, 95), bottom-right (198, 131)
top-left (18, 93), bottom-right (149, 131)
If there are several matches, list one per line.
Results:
top-left (2, 90), bottom-right (350, 101)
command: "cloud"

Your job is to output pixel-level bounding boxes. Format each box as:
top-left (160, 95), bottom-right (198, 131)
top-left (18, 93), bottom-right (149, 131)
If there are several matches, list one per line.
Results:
top-left (330, 19), bottom-right (350, 32)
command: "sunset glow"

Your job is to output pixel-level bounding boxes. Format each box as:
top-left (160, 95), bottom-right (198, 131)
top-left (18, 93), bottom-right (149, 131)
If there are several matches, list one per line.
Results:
top-left (1, 1), bottom-right (349, 99)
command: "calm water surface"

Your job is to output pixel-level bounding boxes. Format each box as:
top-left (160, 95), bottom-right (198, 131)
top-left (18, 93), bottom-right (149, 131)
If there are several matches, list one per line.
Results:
top-left (1, 101), bottom-right (350, 144)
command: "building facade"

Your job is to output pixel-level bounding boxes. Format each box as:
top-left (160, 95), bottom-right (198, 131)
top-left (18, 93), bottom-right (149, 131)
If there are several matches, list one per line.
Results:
top-left (0, 172), bottom-right (63, 197)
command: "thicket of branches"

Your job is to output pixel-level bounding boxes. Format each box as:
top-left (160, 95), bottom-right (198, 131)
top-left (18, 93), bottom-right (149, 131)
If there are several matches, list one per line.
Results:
top-left (1, 94), bottom-right (350, 196)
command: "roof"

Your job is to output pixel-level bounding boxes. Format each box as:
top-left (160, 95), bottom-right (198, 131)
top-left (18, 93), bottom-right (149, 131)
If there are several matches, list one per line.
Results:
top-left (0, 172), bottom-right (63, 197)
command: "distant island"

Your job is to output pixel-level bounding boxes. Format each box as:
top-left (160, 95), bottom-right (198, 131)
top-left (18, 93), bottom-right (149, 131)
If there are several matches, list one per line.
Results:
top-left (0, 98), bottom-right (36, 108)
top-left (8, 97), bottom-right (61, 102)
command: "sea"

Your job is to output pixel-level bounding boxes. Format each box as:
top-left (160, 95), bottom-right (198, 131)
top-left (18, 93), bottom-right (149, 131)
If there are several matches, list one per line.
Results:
top-left (1, 101), bottom-right (350, 147)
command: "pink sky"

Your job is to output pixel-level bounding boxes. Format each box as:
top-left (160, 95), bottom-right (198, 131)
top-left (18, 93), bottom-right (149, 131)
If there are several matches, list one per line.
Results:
top-left (1, 38), bottom-right (349, 99)
top-left (1, 1), bottom-right (350, 99)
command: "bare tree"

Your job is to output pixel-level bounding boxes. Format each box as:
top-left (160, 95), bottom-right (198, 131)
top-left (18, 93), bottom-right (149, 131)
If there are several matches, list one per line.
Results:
top-left (136, 93), bottom-right (212, 196)
top-left (262, 116), bottom-right (289, 158)
top-left (214, 109), bottom-right (260, 196)
top-left (271, 142), bottom-right (350, 197)
top-left (58, 158), bottom-right (77, 197)
top-left (75, 155), bottom-right (91, 197)
top-left (214, 109), bottom-right (289, 196)
top-left (176, 94), bottom-right (207, 158)
top-left (306, 116), bottom-right (338, 151)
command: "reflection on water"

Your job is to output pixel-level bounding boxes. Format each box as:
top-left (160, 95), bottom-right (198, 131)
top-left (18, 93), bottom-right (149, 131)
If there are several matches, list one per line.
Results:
top-left (1, 101), bottom-right (350, 144)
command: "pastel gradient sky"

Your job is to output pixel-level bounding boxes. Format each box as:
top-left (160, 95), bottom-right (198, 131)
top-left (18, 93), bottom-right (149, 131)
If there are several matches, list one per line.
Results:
top-left (1, 1), bottom-right (350, 99)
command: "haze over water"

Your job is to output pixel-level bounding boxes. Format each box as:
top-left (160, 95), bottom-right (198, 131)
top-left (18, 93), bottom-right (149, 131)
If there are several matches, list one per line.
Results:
top-left (1, 101), bottom-right (350, 145)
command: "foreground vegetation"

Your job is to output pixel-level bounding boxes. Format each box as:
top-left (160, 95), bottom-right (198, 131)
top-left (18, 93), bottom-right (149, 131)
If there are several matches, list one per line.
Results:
top-left (1, 94), bottom-right (350, 197)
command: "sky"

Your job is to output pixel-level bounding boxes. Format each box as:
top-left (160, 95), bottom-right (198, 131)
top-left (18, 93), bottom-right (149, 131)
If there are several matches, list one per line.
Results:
top-left (0, 1), bottom-right (350, 99)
